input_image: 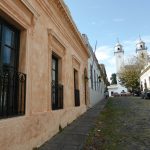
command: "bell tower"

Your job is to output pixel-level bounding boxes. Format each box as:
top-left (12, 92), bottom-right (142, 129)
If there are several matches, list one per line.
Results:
top-left (136, 36), bottom-right (148, 65)
top-left (114, 40), bottom-right (124, 73)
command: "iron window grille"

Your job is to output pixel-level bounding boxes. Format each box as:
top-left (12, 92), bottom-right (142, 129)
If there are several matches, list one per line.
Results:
top-left (0, 18), bottom-right (26, 118)
top-left (51, 55), bottom-right (63, 110)
top-left (0, 67), bottom-right (26, 118)
top-left (51, 82), bottom-right (63, 110)
top-left (74, 69), bottom-right (80, 107)
top-left (74, 89), bottom-right (80, 106)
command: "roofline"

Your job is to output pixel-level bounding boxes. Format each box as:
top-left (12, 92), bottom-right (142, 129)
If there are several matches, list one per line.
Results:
top-left (60, 0), bottom-right (90, 57)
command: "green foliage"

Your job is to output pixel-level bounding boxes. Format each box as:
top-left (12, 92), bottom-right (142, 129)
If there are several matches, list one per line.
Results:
top-left (118, 56), bottom-right (143, 91)
top-left (99, 64), bottom-right (110, 86)
top-left (119, 66), bottom-right (140, 91)
top-left (110, 73), bottom-right (117, 85)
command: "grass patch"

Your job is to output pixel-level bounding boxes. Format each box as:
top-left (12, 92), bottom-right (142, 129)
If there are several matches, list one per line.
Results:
top-left (84, 98), bottom-right (130, 150)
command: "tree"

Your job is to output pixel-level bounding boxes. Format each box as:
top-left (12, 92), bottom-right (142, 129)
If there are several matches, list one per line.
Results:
top-left (118, 56), bottom-right (144, 91)
top-left (110, 73), bottom-right (117, 85)
top-left (99, 64), bottom-right (110, 86)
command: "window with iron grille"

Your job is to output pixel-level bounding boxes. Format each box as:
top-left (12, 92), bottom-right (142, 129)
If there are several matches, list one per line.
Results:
top-left (51, 55), bottom-right (63, 110)
top-left (74, 69), bottom-right (80, 106)
top-left (0, 17), bottom-right (26, 119)
top-left (90, 65), bottom-right (93, 89)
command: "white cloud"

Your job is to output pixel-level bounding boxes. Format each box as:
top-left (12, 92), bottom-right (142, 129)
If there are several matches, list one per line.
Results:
top-left (95, 45), bottom-right (116, 80)
top-left (95, 46), bottom-right (113, 61)
top-left (95, 50), bottom-right (110, 61)
top-left (105, 65), bottom-right (116, 82)
top-left (108, 57), bottom-right (115, 65)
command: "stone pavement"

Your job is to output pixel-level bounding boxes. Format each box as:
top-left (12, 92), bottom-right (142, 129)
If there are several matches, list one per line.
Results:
top-left (84, 97), bottom-right (150, 150)
top-left (39, 99), bottom-right (107, 150)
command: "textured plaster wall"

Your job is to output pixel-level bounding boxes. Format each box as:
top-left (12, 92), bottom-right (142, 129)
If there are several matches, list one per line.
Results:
top-left (140, 65), bottom-right (150, 90)
top-left (0, 0), bottom-right (89, 150)
top-left (88, 56), bottom-right (105, 107)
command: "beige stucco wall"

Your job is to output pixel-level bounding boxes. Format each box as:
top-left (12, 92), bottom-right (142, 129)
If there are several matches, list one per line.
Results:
top-left (0, 0), bottom-right (89, 150)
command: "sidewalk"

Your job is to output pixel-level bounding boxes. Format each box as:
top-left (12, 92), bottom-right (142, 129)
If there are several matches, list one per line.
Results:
top-left (39, 99), bottom-right (107, 150)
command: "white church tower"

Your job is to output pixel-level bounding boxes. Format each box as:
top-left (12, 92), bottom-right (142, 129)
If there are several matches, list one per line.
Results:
top-left (107, 40), bottom-right (127, 96)
top-left (136, 36), bottom-right (148, 65)
top-left (114, 40), bottom-right (124, 73)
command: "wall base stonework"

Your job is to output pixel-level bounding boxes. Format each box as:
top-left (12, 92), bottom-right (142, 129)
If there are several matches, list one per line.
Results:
top-left (0, 106), bottom-right (86, 150)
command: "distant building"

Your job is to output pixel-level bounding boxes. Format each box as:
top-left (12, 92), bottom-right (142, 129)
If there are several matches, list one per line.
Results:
top-left (140, 63), bottom-right (150, 91)
top-left (136, 37), bottom-right (149, 65)
top-left (108, 37), bottom-right (150, 96)
top-left (108, 41), bottom-right (127, 96)
top-left (138, 38), bottom-right (150, 91)
top-left (82, 34), bottom-right (106, 107)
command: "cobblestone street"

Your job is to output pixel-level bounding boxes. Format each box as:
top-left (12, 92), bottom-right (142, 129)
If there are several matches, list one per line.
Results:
top-left (85, 96), bottom-right (150, 150)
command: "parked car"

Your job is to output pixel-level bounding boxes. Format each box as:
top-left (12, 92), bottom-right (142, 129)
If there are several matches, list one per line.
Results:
top-left (133, 90), bottom-right (141, 96)
top-left (113, 92), bottom-right (120, 97)
top-left (120, 90), bottom-right (126, 96)
top-left (126, 92), bottom-right (132, 96)
top-left (120, 90), bottom-right (129, 96)
top-left (141, 90), bottom-right (150, 99)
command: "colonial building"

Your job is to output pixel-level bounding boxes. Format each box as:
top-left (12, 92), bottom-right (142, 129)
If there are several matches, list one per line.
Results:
top-left (140, 63), bottom-right (150, 91)
top-left (138, 38), bottom-right (150, 91)
top-left (0, 1), bottom-right (90, 150)
top-left (82, 34), bottom-right (106, 107)
top-left (108, 41), bottom-right (127, 96)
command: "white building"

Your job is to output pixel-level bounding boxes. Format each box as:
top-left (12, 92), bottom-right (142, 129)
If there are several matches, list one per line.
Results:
top-left (108, 37), bottom-right (150, 96)
top-left (82, 34), bottom-right (106, 107)
top-left (138, 38), bottom-right (150, 91)
top-left (140, 63), bottom-right (150, 91)
top-left (136, 37), bottom-right (149, 66)
top-left (108, 41), bottom-right (127, 96)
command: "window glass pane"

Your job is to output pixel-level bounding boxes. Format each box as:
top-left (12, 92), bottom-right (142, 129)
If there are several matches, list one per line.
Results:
top-left (4, 27), bottom-right (14, 47)
top-left (52, 58), bottom-right (56, 70)
top-left (3, 46), bottom-right (11, 64)
top-left (0, 24), bottom-right (1, 42)
top-left (11, 31), bottom-right (15, 47)
top-left (10, 48), bottom-right (15, 66)
top-left (52, 70), bottom-right (55, 81)
top-left (74, 70), bottom-right (78, 89)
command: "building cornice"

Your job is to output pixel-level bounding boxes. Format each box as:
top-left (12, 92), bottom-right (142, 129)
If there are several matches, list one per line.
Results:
top-left (57, 0), bottom-right (90, 57)
top-left (0, 0), bottom-right (40, 29)
top-left (37, 0), bottom-right (90, 58)
top-left (0, 0), bottom-right (31, 28)
top-left (72, 55), bottom-right (81, 70)
top-left (21, 0), bottom-right (40, 19)
top-left (114, 51), bottom-right (124, 54)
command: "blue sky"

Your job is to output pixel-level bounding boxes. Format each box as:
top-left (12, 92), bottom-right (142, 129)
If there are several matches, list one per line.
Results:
top-left (64, 0), bottom-right (150, 80)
